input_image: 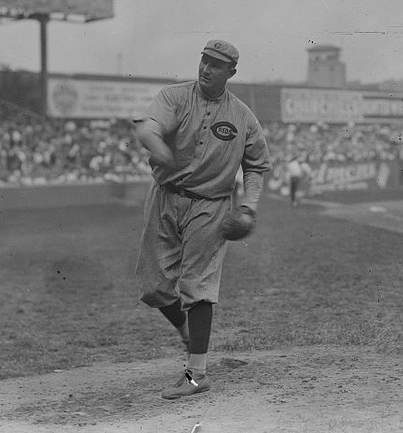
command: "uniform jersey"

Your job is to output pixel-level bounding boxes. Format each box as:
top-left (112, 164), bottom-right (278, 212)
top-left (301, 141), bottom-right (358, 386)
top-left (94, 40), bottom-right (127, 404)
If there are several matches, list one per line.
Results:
top-left (143, 81), bottom-right (271, 199)
top-left (286, 159), bottom-right (311, 178)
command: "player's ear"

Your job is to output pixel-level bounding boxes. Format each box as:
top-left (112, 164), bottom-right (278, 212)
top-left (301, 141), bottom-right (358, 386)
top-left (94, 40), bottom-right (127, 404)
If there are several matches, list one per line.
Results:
top-left (228, 67), bottom-right (237, 79)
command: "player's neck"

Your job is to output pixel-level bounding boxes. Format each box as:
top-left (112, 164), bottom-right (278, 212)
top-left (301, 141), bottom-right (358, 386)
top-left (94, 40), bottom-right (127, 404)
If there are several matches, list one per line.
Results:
top-left (198, 83), bottom-right (226, 100)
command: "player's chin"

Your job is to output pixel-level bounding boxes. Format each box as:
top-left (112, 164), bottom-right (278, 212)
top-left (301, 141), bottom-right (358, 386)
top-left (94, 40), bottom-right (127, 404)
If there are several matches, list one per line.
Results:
top-left (199, 76), bottom-right (211, 88)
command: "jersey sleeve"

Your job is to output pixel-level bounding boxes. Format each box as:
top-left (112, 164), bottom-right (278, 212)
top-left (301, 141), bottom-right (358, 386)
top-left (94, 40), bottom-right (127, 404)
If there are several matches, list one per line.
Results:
top-left (242, 116), bottom-right (272, 174)
top-left (143, 87), bottom-right (181, 136)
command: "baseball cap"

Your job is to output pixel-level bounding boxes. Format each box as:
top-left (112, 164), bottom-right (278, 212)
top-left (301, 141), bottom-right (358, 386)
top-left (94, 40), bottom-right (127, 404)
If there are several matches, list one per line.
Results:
top-left (201, 40), bottom-right (239, 64)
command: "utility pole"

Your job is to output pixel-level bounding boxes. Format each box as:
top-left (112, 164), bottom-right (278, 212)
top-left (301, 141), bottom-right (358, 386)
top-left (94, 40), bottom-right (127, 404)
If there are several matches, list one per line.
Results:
top-left (32, 13), bottom-right (49, 116)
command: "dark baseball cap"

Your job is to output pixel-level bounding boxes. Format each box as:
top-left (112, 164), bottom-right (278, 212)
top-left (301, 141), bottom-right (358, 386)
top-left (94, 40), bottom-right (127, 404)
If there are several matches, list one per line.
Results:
top-left (201, 40), bottom-right (239, 64)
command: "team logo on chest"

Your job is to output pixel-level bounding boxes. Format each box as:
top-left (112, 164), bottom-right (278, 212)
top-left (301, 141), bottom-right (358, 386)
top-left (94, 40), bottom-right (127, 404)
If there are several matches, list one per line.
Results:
top-left (210, 121), bottom-right (238, 141)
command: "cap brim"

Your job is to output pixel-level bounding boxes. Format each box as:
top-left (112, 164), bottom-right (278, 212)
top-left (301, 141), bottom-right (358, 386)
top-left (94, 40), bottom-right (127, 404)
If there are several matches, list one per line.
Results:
top-left (201, 49), bottom-right (234, 63)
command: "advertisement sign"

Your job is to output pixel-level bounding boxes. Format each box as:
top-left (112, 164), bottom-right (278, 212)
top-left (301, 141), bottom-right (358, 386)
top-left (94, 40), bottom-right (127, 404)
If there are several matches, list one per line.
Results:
top-left (47, 77), bottom-right (165, 119)
top-left (268, 160), bottom-right (399, 197)
top-left (310, 161), bottom-right (393, 195)
top-left (281, 88), bottom-right (403, 124)
top-left (0, 0), bottom-right (113, 20)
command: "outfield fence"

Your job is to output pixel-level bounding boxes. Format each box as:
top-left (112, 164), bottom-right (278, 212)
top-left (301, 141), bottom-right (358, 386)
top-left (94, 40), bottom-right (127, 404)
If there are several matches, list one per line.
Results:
top-left (0, 180), bottom-right (151, 210)
top-left (268, 159), bottom-right (403, 198)
top-left (1, 159), bottom-right (402, 210)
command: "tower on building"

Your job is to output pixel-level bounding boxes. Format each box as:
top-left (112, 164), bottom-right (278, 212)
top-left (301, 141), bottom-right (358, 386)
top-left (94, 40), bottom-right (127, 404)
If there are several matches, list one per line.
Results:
top-left (307, 45), bottom-right (346, 88)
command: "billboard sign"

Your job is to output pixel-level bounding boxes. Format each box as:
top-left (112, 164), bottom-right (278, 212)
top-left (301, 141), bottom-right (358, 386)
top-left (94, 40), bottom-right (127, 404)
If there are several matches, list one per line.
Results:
top-left (47, 76), bottom-right (165, 119)
top-left (0, 0), bottom-right (113, 21)
top-left (309, 160), bottom-right (393, 194)
top-left (268, 160), bottom-right (399, 197)
top-left (281, 87), bottom-right (403, 124)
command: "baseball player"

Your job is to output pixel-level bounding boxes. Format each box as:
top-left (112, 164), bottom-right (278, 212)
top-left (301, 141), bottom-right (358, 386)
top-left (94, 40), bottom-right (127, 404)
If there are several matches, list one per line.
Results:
top-left (285, 154), bottom-right (312, 206)
top-left (135, 40), bottom-right (272, 399)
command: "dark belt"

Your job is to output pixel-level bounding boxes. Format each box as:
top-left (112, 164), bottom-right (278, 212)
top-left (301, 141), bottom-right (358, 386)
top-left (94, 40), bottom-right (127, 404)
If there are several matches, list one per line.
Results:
top-left (163, 183), bottom-right (205, 200)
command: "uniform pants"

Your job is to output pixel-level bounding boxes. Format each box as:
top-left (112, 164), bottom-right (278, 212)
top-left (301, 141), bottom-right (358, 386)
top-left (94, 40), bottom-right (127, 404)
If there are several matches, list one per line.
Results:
top-left (290, 176), bottom-right (300, 203)
top-left (136, 181), bottom-right (231, 311)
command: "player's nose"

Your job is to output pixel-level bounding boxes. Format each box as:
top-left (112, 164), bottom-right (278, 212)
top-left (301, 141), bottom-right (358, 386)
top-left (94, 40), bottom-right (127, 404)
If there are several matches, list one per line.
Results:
top-left (201, 62), bottom-right (212, 75)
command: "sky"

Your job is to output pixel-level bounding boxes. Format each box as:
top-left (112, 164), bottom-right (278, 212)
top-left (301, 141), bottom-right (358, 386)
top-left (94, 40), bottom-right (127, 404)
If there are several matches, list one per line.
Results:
top-left (0, 0), bottom-right (403, 85)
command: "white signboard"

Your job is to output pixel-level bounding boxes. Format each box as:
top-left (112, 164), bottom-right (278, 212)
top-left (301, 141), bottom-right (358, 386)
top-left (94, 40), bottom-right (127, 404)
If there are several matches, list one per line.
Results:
top-left (47, 77), bottom-right (165, 119)
top-left (281, 88), bottom-right (403, 123)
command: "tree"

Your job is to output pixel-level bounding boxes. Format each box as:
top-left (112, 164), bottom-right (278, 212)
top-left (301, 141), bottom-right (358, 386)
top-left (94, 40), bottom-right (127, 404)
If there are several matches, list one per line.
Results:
top-left (0, 66), bottom-right (41, 113)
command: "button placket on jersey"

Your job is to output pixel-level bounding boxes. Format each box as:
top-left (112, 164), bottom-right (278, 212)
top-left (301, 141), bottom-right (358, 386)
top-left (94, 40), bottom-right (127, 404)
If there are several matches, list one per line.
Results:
top-left (198, 100), bottom-right (217, 150)
top-left (195, 101), bottom-right (211, 157)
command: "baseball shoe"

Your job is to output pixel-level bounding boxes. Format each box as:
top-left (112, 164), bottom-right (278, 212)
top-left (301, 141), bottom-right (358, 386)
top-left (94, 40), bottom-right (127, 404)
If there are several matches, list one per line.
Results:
top-left (161, 369), bottom-right (211, 400)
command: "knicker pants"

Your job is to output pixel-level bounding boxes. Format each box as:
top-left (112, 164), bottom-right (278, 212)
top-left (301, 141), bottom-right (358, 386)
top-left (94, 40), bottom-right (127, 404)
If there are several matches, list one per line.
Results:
top-left (135, 181), bottom-right (231, 311)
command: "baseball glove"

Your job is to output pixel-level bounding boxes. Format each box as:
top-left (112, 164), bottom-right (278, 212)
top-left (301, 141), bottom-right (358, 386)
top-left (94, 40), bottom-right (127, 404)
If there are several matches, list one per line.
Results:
top-left (220, 205), bottom-right (257, 241)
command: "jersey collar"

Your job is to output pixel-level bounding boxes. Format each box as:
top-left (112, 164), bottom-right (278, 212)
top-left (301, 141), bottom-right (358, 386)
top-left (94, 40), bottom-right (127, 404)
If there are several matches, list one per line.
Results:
top-left (196, 82), bottom-right (227, 102)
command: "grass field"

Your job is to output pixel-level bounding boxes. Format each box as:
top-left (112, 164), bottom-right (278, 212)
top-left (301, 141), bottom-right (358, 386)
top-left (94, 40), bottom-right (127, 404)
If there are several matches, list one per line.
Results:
top-left (1, 191), bottom-right (403, 381)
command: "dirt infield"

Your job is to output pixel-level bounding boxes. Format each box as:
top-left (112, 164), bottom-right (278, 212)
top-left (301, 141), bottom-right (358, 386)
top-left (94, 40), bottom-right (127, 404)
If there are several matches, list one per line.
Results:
top-left (1, 190), bottom-right (403, 433)
top-left (1, 346), bottom-right (403, 433)
top-left (319, 199), bottom-right (403, 235)
top-left (272, 189), bottom-right (403, 235)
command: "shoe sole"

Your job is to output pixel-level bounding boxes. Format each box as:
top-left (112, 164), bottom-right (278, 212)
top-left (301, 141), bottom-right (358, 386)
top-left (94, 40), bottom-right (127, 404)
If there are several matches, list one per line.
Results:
top-left (161, 385), bottom-right (211, 400)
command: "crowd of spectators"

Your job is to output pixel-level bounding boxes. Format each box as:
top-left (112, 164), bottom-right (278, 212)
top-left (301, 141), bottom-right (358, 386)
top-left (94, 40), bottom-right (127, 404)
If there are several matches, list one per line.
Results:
top-left (0, 100), bottom-right (151, 187)
top-left (1, 99), bottom-right (403, 187)
top-left (261, 121), bottom-right (403, 165)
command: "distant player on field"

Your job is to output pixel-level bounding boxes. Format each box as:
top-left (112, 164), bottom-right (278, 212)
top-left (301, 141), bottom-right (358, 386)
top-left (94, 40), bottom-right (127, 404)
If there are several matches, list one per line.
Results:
top-left (285, 153), bottom-right (312, 206)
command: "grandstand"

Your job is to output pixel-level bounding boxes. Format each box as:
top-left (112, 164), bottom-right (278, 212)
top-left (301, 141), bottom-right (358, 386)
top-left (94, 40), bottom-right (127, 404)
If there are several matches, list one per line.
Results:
top-left (1, 84), bottom-right (403, 208)
top-left (0, 0), bottom-right (114, 114)
top-left (0, 8), bottom-right (402, 206)
top-left (0, 98), bottom-right (151, 187)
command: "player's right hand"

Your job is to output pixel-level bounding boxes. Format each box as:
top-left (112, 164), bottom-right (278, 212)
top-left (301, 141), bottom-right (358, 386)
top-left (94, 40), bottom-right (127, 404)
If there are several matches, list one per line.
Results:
top-left (149, 146), bottom-right (176, 169)
top-left (136, 119), bottom-right (176, 169)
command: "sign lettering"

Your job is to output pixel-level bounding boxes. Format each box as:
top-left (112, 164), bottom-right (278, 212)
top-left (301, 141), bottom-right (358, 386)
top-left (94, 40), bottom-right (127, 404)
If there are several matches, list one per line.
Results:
top-left (281, 88), bottom-right (403, 124)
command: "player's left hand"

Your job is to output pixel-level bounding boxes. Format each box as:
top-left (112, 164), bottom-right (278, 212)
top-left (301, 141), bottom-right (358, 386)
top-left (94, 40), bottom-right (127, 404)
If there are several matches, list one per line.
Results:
top-left (220, 205), bottom-right (256, 241)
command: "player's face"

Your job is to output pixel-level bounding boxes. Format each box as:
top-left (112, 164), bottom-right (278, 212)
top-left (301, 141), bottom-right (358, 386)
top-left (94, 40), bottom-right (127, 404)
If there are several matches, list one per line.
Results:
top-left (198, 54), bottom-right (236, 97)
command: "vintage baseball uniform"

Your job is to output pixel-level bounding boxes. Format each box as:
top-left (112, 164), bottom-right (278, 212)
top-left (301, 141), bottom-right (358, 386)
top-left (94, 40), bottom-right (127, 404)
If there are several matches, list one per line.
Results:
top-left (136, 81), bottom-right (271, 310)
